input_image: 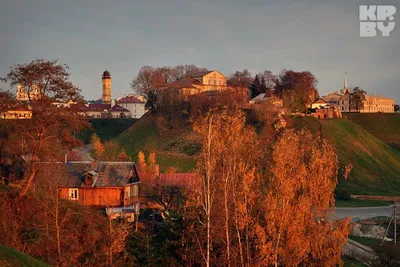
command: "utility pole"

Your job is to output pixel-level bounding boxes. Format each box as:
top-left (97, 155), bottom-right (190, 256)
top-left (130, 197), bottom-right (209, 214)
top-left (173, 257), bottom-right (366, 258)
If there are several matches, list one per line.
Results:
top-left (381, 203), bottom-right (398, 246)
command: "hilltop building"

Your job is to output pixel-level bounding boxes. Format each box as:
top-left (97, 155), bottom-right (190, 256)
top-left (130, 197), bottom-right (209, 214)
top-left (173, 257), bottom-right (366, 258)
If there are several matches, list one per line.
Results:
top-left (158, 70), bottom-right (248, 104)
top-left (322, 73), bottom-right (395, 113)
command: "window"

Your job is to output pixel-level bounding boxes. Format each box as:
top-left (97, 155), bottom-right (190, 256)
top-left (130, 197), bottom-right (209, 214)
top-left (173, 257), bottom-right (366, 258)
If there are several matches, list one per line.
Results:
top-left (133, 185), bottom-right (138, 197)
top-left (341, 107), bottom-right (344, 111)
top-left (125, 187), bottom-right (131, 199)
top-left (342, 100), bottom-right (344, 104)
top-left (69, 188), bottom-right (79, 200)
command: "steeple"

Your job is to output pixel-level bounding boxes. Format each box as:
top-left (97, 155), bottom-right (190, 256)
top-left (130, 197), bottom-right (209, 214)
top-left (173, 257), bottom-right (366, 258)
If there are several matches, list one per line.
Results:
top-left (344, 72), bottom-right (348, 89)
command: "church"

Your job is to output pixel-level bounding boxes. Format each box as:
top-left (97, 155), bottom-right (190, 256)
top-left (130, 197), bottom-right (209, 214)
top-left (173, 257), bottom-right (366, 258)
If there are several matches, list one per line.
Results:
top-left (322, 73), bottom-right (395, 113)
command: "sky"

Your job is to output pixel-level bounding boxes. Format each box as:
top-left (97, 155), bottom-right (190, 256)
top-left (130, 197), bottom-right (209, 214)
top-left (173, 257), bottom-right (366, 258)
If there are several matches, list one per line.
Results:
top-left (0, 0), bottom-right (399, 101)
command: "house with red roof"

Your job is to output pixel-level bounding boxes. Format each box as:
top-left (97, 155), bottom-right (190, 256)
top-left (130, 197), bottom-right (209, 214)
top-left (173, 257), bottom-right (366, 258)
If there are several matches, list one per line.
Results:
top-left (116, 95), bottom-right (146, 118)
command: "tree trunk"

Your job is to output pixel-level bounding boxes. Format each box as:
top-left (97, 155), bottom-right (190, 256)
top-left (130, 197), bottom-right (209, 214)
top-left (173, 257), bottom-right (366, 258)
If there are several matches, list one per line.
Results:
top-left (18, 168), bottom-right (37, 198)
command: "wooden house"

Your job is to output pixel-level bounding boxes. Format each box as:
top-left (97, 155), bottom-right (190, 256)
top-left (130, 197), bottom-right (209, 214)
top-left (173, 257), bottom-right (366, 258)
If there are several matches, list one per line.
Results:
top-left (35, 161), bottom-right (141, 221)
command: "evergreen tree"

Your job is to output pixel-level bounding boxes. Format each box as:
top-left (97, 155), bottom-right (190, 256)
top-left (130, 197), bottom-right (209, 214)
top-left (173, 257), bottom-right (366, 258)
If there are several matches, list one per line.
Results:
top-left (250, 75), bottom-right (262, 99)
top-left (260, 75), bottom-right (267, 94)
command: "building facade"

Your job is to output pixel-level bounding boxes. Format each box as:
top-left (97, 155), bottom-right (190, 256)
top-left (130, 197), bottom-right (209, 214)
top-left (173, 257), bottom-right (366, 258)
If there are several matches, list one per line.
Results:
top-left (116, 95), bottom-right (146, 118)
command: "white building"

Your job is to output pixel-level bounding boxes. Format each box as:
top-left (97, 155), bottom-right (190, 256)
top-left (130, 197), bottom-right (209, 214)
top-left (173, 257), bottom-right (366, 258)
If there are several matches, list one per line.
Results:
top-left (116, 95), bottom-right (146, 119)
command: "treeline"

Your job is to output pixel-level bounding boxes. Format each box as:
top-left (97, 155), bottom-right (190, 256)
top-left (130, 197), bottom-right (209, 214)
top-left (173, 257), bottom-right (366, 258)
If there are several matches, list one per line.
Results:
top-left (129, 106), bottom-right (351, 266)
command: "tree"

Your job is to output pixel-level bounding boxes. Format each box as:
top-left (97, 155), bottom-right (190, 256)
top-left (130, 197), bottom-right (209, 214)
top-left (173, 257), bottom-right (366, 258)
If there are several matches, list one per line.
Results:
top-left (349, 87), bottom-right (366, 112)
top-left (255, 129), bottom-right (350, 266)
top-left (275, 70), bottom-right (319, 112)
top-left (227, 69), bottom-right (253, 88)
top-left (138, 151), bottom-right (147, 172)
top-left (91, 133), bottom-right (104, 158)
top-left (260, 70), bottom-right (276, 97)
top-left (1, 59), bottom-right (88, 197)
top-left (250, 75), bottom-right (262, 98)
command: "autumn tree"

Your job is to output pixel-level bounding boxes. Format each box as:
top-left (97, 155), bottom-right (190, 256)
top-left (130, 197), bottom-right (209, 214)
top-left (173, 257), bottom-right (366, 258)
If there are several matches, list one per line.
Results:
top-left (138, 151), bottom-right (147, 172)
top-left (274, 70), bottom-right (319, 112)
top-left (349, 87), bottom-right (366, 112)
top-left (255, 129), bottom-right (350, 266)
top-left (1, 59), bottom-right (88, 197)
top-left (193, 106), bottom-right (260, 267)
top-left (227, 69), bottom-right (253, 88)
top-left (91, 133), bottom-right (104, 158)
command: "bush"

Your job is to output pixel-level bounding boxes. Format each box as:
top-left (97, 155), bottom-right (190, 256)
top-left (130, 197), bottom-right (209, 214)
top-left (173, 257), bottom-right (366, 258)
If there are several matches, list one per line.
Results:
top-left (336, 189), bottom-right (352, 201)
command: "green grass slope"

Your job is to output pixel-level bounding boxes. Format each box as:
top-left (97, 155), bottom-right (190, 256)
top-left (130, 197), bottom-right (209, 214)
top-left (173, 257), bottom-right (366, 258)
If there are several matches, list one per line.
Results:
top-left (116, 114), bottom-right (198, 172)
top-left (0, 244), bottom-right (48, 267)
top-left (294, 117), bottom-right (400, 195)
top-left (321, 119), bottom-right (400, 195)
top-left (80, 118), bottom-right (137, 143)
top-left (345, 113), bottom-right (400, 151)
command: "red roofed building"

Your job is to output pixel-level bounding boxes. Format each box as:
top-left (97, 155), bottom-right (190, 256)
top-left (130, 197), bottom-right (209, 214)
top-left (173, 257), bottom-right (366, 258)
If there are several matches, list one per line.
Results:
top-left (116, 95), bottom-right (146, 118)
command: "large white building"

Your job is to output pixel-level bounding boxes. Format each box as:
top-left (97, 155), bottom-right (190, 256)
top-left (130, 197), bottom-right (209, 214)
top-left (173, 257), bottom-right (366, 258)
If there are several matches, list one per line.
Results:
top-left (322, 73), bottom-right (395, 113)
top-left (116, 95), bottom-right (146, 119)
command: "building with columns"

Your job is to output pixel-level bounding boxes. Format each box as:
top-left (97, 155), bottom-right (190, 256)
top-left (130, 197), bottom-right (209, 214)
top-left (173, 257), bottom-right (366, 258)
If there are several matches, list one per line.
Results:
top-left (322, 73), bottom-right (395, 113)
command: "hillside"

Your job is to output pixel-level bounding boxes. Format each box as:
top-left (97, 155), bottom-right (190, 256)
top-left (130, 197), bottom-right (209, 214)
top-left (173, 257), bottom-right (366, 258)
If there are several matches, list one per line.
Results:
top-left (0, 244), bottom-right (48, 267)
top-left (116, 113), bottom-right (198, 172)
top-left (80, 118), bottom-right (137, 143)
top-left (346, 113), bottom-right (400, 151)
top-left (295, 117), bottom-right (400, 195)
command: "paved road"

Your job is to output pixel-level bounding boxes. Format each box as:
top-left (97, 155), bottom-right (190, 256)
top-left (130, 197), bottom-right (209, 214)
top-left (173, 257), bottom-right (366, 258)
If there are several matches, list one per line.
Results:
top-left (331, 206), bottom-right (394, 220)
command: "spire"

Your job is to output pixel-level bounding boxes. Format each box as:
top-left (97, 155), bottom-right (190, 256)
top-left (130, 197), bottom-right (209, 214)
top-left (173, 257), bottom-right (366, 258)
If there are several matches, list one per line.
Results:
top-left (344, 72), bottom-right (348, 89)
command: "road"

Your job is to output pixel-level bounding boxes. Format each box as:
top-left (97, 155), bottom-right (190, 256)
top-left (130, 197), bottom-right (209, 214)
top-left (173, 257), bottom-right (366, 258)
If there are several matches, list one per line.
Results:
top-left (331, 206), bottom-right (394, 220)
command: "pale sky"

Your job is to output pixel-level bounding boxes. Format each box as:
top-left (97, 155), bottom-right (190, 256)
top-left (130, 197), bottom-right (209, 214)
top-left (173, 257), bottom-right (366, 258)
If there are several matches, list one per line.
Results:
top-left (1, 0), bottom-right (399, 102)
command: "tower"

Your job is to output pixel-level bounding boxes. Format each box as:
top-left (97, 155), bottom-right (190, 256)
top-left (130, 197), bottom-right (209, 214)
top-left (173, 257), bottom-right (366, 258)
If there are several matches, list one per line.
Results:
top-left (344, 72), bottom-right (348, 89)
top-left (102, 70), bottom-right (111, 103)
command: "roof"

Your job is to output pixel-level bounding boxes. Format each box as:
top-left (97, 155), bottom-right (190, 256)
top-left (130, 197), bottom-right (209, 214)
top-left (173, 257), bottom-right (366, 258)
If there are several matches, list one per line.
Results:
top-left (117, 95), bottom-right (144, 104)
top-left (312, 98), bottom-right (327, 104)
top-left (88, 103), bottom-right (111, 111)
top-left (365, 94), bottom-right (395, 100)
top-left (110, 104), bottom-right (129, 112)
top-left (102, 70), bottom-right (111, 78)
top-left (160, 77), bottom-right (202, 89)
top-left (189, 70), bottom-right (213, 78)
top-left (34, 161), bottom-right (140, 188)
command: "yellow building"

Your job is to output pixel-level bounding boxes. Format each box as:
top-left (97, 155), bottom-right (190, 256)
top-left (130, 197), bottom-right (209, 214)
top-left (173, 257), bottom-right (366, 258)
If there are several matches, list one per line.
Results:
top-left (158, 70), bottom-right (248, 103)
top-left (0, 108), bottom-right (32, 119)
top-left (361, 94), bottom-right (395, 113)
top-left (16, 84), bottom-right (41, 101)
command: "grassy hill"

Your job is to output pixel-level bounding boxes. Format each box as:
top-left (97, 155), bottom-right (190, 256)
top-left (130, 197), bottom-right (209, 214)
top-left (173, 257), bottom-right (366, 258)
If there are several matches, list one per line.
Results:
top-left (0, 244), bottom-right (48, 267)
top-left (80, 118), bottom-right (137, 143)
top-left (345, 113), bottom-right (400, 151)
top-left (116, 113), bottom-right (198, 172)
top-left (295, 117), bottom-right (400, 195)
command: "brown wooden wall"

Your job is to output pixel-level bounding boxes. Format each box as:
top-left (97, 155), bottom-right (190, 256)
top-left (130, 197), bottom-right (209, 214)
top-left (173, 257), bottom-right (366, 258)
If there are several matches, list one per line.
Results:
top-left (60, 185), bottom-right (139, 207)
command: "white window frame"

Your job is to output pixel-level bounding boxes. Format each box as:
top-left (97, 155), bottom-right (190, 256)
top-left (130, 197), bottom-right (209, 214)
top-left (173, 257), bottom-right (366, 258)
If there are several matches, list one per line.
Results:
top-left (133, 185), bottom-right (138, 197)
top-left (125, 187), bottom-right (131, 199)
top-left (69, 188), bottom-right (79, 200)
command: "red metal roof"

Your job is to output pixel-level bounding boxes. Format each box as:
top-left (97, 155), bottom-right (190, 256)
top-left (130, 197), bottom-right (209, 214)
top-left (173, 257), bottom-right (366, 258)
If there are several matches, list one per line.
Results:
top-left (110, 104), bottom-right (129, 112)
top-left (117, 95), bottom-right (144, 104)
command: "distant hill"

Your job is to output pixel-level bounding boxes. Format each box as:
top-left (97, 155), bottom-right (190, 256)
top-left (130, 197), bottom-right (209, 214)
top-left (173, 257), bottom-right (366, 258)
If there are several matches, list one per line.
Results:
top-left (295, 117), bottom-right (400, 195)
top-left (0, 244), bottom-right (48, 267)
top-left (116, 113), bottom-right (198, 172)
top-left (345, 113), bottom-right (400, 151)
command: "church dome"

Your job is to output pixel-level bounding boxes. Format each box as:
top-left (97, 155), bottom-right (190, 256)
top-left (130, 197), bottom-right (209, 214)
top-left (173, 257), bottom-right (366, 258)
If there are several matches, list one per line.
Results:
top-left (102, 70), bottom-right (111, 78)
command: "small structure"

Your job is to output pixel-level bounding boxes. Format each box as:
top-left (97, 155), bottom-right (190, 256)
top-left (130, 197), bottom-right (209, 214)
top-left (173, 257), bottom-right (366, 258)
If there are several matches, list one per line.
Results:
top-left (311, 98), bottom-right (328, 109)
top-left (249, 93), bottom-right (283, 107)
top-left (312, 104), bottom-right (342, 119)
top-left (35, 161), bottom-right (141, 222)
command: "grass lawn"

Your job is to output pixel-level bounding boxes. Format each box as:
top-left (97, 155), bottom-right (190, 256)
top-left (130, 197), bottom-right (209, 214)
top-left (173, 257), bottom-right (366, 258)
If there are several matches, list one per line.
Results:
top-left (348, 235), bottom-right (387, 248)
top-left (343, 257), bottom-right (368, 267)
top-left (336, 198), bottom-right (393, 207)
top-left (0, 244), bottom-right (48, 267)
top-left (80, 118), bottom-right (137, 142)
